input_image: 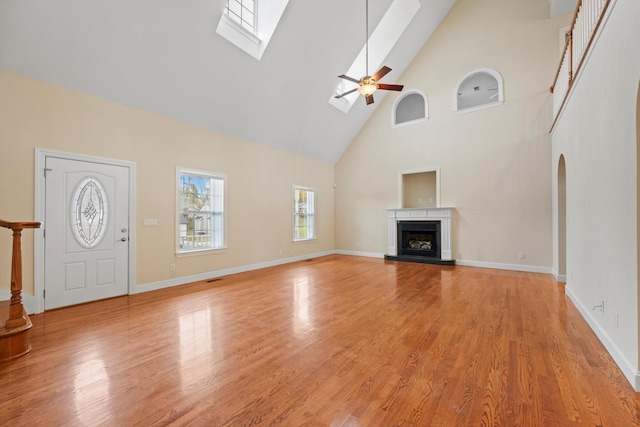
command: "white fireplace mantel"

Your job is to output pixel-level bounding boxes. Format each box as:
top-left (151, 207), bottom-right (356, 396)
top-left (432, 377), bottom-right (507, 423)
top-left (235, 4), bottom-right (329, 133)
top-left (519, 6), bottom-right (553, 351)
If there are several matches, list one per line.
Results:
top-left (386, 207), bottom-right (453, 261)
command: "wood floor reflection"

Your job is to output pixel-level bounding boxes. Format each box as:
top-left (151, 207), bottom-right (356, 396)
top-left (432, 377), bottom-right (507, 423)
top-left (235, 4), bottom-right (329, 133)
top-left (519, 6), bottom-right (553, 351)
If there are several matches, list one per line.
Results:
top-left (1, 255), bottom-right (639, 426)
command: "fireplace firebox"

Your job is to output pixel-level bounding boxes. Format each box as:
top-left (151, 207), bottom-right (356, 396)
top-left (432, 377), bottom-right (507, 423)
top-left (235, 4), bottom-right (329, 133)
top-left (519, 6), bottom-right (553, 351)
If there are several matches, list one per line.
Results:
top-left (397, 221), bottom-right (440, 259)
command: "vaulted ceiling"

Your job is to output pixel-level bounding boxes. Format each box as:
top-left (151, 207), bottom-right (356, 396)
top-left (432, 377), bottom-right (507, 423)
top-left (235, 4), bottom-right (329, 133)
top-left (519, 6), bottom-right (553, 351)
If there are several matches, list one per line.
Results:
top-left (0, 0), bottom-right (576, 164)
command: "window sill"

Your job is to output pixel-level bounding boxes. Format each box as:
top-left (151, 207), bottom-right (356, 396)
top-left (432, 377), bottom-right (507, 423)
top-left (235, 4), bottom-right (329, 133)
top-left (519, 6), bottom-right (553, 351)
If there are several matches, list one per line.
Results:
top-left (176, 247), bottom-right (227, 257)
top-left (454, 100), bottom-right (504, 116)
top-left (293, 238), bottom-right (316, 244)
top-left (392, 117), bottom-right (428, 129)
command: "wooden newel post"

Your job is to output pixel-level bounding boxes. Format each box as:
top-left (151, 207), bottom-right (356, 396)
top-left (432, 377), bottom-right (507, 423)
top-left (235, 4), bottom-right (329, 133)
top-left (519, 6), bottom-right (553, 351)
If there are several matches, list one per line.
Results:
top-left (7, 227), bottom-right (25, 327)
top-left (0, 220), bottom-right (41, 329)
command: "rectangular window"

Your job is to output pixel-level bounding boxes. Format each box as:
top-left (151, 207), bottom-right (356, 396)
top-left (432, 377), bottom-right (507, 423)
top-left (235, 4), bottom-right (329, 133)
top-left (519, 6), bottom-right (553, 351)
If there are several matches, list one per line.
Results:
top-left (225, 0), bottom-right (256, 34)
top-left (177, 169), bottom-right (225, 253)
top-left (293, 187), bottom-right (315, 241)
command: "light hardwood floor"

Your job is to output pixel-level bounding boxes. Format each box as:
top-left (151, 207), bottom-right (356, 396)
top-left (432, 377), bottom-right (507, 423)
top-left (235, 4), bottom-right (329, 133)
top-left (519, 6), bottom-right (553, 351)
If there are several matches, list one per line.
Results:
top-left (1, 255), bottom-right (639, 426)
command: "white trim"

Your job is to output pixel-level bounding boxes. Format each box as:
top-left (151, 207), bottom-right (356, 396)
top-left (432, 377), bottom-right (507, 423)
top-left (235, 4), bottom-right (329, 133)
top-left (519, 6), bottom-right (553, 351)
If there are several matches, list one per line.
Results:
top-left (455, 259), bottom-right (552, 274)
top-left (335, 250), bottom-right (385, 258)
top-left (34, 148), bottom-right (137, 314)
top-left (134, 250), bottom-right (335, 294)
top-left (2, 254), bottom-right (555, 315)
top-left (338, 251), bottom-right (553, 275)
top-left (176, 167), bottom-right (227, 254)
top-left (454, 100), bottom-right (504, 116)
top-left (454, 67), bottom-right (504, 114)
top-left (387, 207), bottom-right (453, 260)
top-left (391, 89), bottom-right (429, 128)
top-left (551, 269), bottom-right (567, 282)
top-left (565, 285), bottom-right (640, 392)
top-left (219, 13), bottom-right (261, 45)
top-left (393, 117), bottom-right (428, 129)
top-left (293, 185), bottom-right (316, 242)
top-left (216, 0), bottom-right (290, 61)
top-left (397, 167), bottom-right (441, 208)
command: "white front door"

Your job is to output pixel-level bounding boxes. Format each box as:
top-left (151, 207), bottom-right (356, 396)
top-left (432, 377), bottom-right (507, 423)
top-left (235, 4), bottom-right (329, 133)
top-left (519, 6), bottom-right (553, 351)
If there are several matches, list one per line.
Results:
top-left (44, 157), bottom-right (130, 310)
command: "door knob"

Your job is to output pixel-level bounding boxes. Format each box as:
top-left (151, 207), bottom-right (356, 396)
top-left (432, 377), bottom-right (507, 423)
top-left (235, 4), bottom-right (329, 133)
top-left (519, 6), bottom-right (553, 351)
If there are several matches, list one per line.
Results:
top-left (120, 237), bottom-right (128, 242)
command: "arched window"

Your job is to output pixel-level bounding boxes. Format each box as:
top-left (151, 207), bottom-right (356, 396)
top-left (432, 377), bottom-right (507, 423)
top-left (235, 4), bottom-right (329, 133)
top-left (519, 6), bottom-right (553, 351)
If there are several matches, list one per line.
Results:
top-left (454, 68), bottom-right (504, 114)
top-left (392, 90), bottom-right (428, 128)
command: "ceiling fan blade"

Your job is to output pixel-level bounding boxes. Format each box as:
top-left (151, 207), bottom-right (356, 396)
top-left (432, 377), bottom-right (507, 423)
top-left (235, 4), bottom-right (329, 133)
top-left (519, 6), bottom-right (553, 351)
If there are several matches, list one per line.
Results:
top-left (334, 88), bottom-right (359, 99)
top-left (338, 74), bottom-right (361, 84)
top-left (371, 66), bottom-right (391, 82)
top-left (377, 83), bottom-right (404, 91)
top-left (365, 94), bottom-right (374, 105)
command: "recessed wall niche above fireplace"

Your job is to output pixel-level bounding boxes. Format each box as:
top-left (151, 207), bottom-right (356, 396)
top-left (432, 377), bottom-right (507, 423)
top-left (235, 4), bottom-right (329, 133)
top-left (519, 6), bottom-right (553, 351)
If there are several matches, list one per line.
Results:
top-left (385, 208), bottom-right (454, 265)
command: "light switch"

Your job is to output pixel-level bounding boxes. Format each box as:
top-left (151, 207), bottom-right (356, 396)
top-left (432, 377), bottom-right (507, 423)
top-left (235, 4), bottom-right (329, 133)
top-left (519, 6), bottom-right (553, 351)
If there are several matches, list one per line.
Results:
top-left (143, 218), bottom-right (158, 226)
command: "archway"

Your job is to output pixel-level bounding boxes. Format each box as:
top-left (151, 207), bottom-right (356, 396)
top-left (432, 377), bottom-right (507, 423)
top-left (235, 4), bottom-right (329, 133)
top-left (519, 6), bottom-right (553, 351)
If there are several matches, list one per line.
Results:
top-left (558, 154), bottom-right (567, 282)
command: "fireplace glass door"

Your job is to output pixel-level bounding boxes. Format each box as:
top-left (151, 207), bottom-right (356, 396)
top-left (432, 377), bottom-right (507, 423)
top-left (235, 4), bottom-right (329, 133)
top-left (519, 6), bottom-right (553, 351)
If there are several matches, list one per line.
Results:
top-left (397, 221), bottom-right (441, 259)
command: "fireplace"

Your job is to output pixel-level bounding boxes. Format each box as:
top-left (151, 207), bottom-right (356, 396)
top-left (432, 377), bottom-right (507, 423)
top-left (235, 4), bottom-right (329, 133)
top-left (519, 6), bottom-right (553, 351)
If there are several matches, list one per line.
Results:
top-left (385, 208), bottom-right (454, 265)
top-left (397, 221), bottom-right (440, 259)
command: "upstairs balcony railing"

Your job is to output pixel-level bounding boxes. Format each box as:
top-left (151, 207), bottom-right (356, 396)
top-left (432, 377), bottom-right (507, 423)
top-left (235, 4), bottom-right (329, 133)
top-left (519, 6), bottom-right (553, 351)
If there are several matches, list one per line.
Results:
top-left (550, 0), bottom-right (612, 130)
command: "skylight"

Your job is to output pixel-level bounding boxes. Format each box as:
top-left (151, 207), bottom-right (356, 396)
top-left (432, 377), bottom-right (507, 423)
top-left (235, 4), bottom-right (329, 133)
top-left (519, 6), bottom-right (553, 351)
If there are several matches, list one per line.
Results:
top-left (217, 0), bottom-right (290, 61)
top-left (329, 0), bottom-right (421, 113)
top-left (225, 0), bottom-right (256, 34)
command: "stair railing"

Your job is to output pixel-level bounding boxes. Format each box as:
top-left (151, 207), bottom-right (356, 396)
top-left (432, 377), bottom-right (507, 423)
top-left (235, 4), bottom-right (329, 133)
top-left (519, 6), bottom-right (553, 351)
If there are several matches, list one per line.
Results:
top-left (550, 0), bottom-right (612, 131)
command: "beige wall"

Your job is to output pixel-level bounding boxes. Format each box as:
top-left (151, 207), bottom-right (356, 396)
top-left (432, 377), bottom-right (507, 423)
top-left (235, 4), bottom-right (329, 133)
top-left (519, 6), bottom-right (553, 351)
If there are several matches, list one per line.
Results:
top-left (336, 0), bottom-right (563, 268)
top-left (551, 0), bottom-right (640, 389)
top-left (0, 70), bottom-right (335, 294)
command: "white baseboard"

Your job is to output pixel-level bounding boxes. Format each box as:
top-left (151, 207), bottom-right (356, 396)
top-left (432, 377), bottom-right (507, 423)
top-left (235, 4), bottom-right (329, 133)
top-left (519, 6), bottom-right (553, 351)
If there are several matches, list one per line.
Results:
top-left (13, 252), bottom-right (636, 392)
top-left (3, 253), bottom-right (555, 314)
top-left (335, 250), bottom-right (384, 258)
top-left (455, 259), bottom-right (552, 274)
top-left (337, 253), bottom-right (553, 275)
top-left (565, 285), bottom-right (640, 392)
top-left (135, 250), bottom-right (336, 294)
top-left (2, 252), bottom-right (338, 312)
top-left (550, 268), bottom-right (567, 282)
top-left (3, 255), bottom-right (554, 306)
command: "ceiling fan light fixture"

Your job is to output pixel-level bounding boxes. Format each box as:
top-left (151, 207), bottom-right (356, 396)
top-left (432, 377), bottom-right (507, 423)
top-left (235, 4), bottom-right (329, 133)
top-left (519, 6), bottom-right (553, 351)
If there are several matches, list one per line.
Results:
top-left (333, 0), bottom-right (403, 106)
top-left (357, 80), bottom-right (377, 96)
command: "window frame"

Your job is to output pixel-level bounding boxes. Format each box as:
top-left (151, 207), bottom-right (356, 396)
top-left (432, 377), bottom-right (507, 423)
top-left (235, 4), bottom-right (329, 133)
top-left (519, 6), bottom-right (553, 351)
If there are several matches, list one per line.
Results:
top-left (293, 186), bottom-right (316, 242)
top-left (453, 68), bottom-right (504, 115)
top-left (176, 167), bottom-right (227, 255)
top-left (224, 0), bottom-right (257, 35)
top-left (392, 89), bottom-right (429, 128)
top-left (216, 0), bottom-right (290, 61)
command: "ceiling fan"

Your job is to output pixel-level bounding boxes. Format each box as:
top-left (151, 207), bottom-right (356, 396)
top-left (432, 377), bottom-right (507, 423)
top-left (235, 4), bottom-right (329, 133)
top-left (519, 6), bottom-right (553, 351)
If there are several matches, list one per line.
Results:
top-left (334, 0), bottom-right (404, 105)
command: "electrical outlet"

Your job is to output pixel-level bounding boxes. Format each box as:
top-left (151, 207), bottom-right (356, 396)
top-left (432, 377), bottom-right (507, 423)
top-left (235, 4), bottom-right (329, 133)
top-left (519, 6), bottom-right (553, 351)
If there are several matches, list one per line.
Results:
top-left (170, 263), bottom-right (176, 271)
top-left (592, 300), bottom-right (605, 312)
top-left (614, 312), bottom-right (619, 329)
top-left (518, 251), bottom-right (525, 259)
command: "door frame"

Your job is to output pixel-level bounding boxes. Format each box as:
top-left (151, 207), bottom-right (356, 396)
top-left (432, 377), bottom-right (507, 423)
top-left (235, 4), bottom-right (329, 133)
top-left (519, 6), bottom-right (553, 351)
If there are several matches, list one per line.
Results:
top-left (34, 148), bottom-right (137, 314)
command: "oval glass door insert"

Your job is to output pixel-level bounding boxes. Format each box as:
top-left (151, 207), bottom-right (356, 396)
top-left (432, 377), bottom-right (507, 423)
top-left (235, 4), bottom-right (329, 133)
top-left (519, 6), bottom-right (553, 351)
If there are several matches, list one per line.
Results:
top-left (71, 177), bottom-right (108, 248)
